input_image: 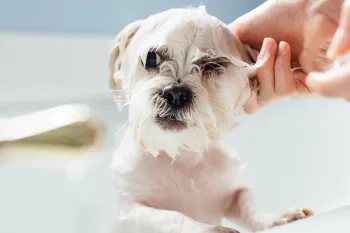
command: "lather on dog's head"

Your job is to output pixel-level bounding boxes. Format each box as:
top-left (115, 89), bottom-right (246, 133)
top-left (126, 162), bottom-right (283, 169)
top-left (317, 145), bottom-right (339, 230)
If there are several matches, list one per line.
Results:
top-left (109, 6), bottom-right (258, 158)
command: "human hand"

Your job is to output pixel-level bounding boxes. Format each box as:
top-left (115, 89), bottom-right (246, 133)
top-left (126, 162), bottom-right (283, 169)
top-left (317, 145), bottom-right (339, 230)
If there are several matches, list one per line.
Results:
top-left (306, 0), bottom-right (350, 101)
top-left (243, 38), bottom-right (308, 113)
top-left (229, 0), bottom-right (343, 112)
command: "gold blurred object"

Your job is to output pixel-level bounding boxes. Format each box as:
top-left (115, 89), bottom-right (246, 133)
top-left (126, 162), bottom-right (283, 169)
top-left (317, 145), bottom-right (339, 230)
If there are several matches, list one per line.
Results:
top-left (0, 104), bottom-right (104, 151)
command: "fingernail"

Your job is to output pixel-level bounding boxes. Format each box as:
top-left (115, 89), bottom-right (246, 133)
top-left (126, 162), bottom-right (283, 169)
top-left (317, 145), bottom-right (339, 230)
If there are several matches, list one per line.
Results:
top-left (264, 38), bottom-right (274, 51)
top-left (327, 28), bottom-right (345, 59)
top-left (278, 41), bottom-right (289, 56)
top-left (258, 38), bottom-right (274, 61)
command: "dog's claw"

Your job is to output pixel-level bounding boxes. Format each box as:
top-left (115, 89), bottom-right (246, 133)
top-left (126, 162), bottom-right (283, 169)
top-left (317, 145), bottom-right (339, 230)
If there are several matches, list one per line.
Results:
top-left (301, 208), bottom-right (314, 216)
top-left (281, 207), bottom-right (314, 220)
top-left (271, 207), bottom-right (314, 227)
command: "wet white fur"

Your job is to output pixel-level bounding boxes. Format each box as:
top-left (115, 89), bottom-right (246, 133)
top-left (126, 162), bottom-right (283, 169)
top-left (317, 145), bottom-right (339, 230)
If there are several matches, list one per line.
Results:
top-left (112, 7), bottom-right (254, 158)
top-left (109, 6), bottom-right (311, 233)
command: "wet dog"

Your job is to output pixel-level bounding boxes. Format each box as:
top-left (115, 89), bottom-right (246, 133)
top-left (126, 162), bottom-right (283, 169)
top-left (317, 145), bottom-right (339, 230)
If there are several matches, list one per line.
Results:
top-left (109, 6), bottom-right (312, 233)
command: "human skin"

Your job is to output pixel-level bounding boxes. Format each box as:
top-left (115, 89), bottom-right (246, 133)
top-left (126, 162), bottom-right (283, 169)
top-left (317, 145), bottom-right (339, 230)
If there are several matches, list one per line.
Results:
top-left (307, 0), bottom-right (350, 101)
top-left (229, 0), bottom-right (344, 113)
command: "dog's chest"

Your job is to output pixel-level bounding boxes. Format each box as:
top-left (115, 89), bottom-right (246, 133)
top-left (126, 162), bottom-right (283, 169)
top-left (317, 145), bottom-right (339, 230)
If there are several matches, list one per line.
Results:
top-left (114, 141), bottom-right (244, 224)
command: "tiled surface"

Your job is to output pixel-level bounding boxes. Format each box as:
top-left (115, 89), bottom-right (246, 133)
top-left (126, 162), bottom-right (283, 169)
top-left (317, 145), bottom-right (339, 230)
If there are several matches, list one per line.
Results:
top-left (1, 96), bottom-right (350, 233)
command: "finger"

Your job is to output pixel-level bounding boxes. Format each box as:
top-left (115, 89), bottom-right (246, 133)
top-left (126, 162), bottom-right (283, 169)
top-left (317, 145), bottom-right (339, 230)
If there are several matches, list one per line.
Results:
top-left (243, 92), bottom-right (260, 115)
top-left (255, 38), bottom-right (278, 105)
top-left (274, 42), bottom-right (296, 97)
top-left (243, 38), bottom-right (277, 114)
top-left (306, 64), bottom-right (350, 99)
top-left (327, 0), bottom-right (350, 59)
top-left (292, 70), bottom-right (312, 96)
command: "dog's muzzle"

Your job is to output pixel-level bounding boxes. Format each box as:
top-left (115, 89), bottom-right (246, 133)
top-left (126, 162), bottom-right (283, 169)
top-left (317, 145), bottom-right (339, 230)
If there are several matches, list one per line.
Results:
top-left (154, 84), bottom-right (194, 132)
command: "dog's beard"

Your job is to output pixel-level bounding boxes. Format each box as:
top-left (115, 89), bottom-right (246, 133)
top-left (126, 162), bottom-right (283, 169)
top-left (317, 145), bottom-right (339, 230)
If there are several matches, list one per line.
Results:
top-left (128, 77), bottom-right (222, 159)
top-left (120, 24), bottom-right (253, 159)
top-left (127, 72), bottom-right (249, 159)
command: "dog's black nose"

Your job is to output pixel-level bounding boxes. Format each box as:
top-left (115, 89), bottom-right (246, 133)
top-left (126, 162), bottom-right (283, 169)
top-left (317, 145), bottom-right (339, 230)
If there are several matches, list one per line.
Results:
top-left (162, 85), bottom-right (192, 108)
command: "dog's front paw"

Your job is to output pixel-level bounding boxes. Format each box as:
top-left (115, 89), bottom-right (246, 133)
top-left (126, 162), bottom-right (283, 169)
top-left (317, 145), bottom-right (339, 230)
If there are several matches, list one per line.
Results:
top-left (209, 226), bottom-right (240, 233)
top-left (271, 208), bottom-right (314, 227)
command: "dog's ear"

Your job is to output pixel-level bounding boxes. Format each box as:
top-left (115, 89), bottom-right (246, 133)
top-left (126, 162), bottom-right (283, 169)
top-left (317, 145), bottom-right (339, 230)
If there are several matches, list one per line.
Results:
top-left (242, 44), bottom-right (259, 78)
top-left (109, 20), bottom-right (142, 95)
top-left (242, 44), bottom-right (259, 66)
top-left (233, 38), bottom-right (260, 78)
top-left (232, 38), bottom-right (261, 94)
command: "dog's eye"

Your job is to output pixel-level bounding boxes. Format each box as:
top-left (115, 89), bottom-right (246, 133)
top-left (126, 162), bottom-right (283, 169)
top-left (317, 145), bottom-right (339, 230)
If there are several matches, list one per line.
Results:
top-left (145, 52), bottom-right (161, 69)
top-left (204, 63), bottom-right (224, 70)
top-left (194, 56), bottom-right (231, 78)
top-left (202, 62), bottom-right (227, 77)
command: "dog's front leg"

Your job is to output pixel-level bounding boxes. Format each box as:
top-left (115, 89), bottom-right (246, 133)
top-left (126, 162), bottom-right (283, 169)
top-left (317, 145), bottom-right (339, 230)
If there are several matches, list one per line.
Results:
top-left (225, 188), bottom-right (313, 232)
top-left (225, 188), bottom-right (268, 232)
top-left (115, 203), bottom-right (240, 233)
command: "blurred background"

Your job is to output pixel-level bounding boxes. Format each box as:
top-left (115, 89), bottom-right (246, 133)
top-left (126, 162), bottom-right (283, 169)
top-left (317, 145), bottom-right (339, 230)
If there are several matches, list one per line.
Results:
top-left (1, 1), bottom-right (350, 233)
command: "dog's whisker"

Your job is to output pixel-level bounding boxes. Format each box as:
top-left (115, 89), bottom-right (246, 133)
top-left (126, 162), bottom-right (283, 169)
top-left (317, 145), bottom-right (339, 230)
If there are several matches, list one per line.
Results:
top-left (209, 100), bottom-right (226, 113)
top-left (113, 93), bottom-right (131, 95)
top-left (115, 120), bottom-right (129, 135)
top-left (113, 97), bottom-right (131, 100)
top-left (110, 89), bottom-right (131, 92)
top-left (113, 94), bottom-right (131, 97)
top-left (193, 129), bottom-right (200, 151)
top-left (138, 112), bottom-right (151, 144)
top-left (114, 99), bottom-right (131, 103)
top-left (114, 100), bottom-right (130, 105)
top-left (120, 102), bottom-right (130, 109)
top-left (210, 103), bottom-right (226, 113)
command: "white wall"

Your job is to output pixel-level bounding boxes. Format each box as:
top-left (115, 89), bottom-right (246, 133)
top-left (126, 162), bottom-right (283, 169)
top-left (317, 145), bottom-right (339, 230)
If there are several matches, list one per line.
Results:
top-left (0, 32), bottom-right (112, 103)
top-left (0, 0), bottom-right (263, 34)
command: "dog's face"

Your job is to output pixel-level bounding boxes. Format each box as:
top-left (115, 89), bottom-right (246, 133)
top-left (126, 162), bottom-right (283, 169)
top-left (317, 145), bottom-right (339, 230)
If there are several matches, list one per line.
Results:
top-left (110, 7), bottom-right (257, 158)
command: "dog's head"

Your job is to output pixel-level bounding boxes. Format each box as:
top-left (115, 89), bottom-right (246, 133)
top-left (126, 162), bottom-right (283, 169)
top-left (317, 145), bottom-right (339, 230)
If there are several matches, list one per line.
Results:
top-left (110, 6), bottom-right (258, 158)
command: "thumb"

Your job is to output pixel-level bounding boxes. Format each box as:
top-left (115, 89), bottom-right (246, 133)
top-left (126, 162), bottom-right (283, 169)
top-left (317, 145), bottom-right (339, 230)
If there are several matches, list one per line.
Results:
top-left (327, 0), bottom-right (350, 59)
top-left (306, 64), bottom-right (350, 99)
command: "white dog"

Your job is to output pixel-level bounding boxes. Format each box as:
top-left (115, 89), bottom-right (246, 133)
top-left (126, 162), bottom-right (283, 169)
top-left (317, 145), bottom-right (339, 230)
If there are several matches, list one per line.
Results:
top-left (109, 6), bottom-right (313, 233)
